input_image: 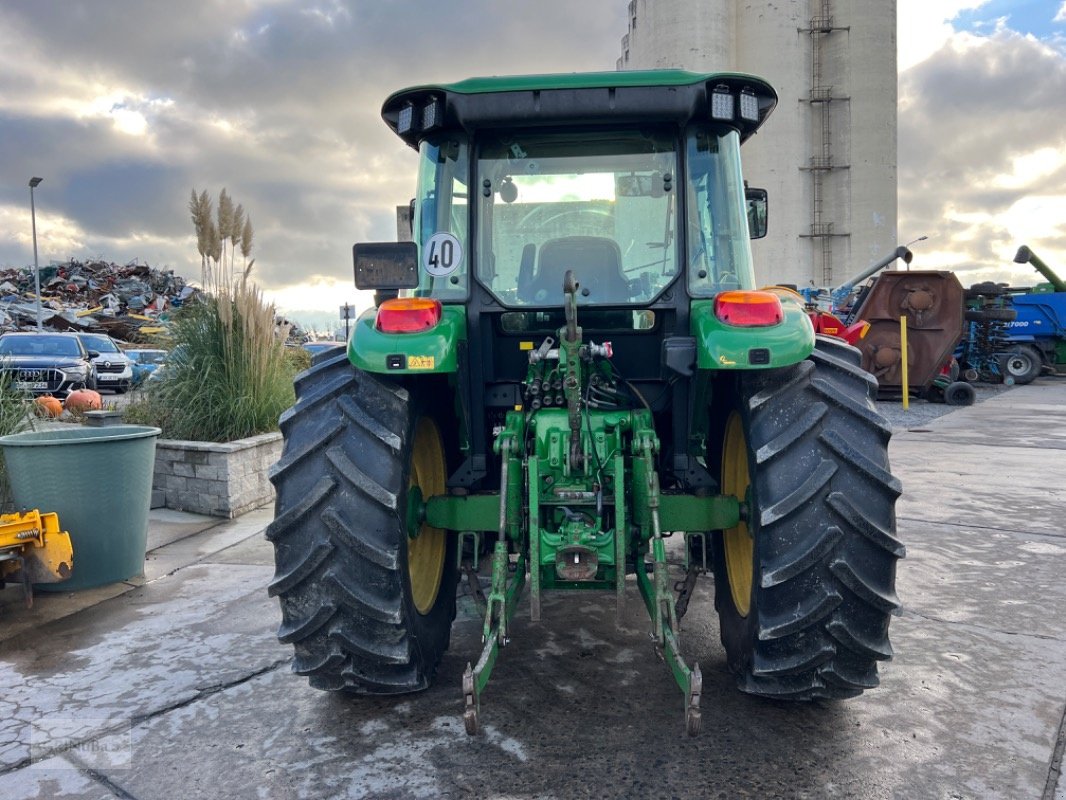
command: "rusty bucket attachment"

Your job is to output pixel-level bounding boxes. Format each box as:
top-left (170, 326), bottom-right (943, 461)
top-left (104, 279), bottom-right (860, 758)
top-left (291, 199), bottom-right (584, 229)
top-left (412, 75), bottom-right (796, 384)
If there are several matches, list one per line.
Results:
top-left (849, 271), bottom-right (964, 397)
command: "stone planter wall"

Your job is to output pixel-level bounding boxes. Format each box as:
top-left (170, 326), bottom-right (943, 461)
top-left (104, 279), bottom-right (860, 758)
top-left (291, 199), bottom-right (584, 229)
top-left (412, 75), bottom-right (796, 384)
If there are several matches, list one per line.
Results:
top-left (153, 432), bottom-right (282, 518)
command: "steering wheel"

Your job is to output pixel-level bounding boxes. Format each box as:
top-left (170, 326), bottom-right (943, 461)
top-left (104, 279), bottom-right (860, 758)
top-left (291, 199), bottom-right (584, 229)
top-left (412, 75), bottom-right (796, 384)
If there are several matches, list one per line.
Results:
top-left (517, 206), bottom-right (612, 232)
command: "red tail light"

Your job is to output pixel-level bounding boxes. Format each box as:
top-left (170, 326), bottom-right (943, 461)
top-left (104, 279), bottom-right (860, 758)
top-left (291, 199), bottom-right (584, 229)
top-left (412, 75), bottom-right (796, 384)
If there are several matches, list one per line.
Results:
top-left (714, 291), bottom-right (784, 327)
top-left (375, 298), bottom-right (442, 333)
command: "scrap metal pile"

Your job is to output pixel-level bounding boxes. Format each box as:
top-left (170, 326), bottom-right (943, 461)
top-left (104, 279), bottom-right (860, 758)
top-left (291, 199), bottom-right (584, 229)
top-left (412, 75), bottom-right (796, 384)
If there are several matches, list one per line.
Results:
top-left (0, 259), bottom-right (198, 343)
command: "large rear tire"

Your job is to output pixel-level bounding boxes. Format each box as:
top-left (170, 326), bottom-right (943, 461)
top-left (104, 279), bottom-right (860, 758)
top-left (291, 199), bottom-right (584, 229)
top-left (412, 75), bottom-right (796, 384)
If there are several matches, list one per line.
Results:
top-left (711, 336), bottom-right (904, 699)
top-left (268, 351), bottom-right (458, 693)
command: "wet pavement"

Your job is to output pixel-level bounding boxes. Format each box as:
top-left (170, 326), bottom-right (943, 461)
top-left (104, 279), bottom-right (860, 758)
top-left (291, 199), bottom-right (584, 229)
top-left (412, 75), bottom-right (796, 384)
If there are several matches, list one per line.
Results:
top-left (1, 380), bottom-right (1065, 799)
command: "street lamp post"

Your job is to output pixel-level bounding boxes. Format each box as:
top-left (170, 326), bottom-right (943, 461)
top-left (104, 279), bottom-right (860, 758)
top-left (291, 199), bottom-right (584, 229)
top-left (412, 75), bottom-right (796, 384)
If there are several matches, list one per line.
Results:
top-left (29, 177), bottom-right (43, 331)
top-left (902, 235), bottom-right (929, 272)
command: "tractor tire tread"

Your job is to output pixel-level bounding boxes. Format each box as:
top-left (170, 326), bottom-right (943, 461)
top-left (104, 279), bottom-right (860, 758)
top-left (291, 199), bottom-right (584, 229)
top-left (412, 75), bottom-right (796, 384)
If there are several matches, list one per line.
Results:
top-left (276, 604), bottom-right (335, 644)
top-left (826, 618), bottom-right (894, 661)
top-left (826, 491), bottom-right (907, 558)
top-left (322, 506), bottom-right (399, 569)
top-left (754, 402), bottom-right (828, 464)
top-left (760, 525), bottom-right (844, 589)
top-left (759, 458), bottom-right (837, 526)
top-left (269, 351), bottom-right (456, 695)
top-left (757, 590), bottom-right (842, 641)
top-left (713, 337), bottom-right (902, 700)
top-left (819, 428), bottom-right (902, 496)
top-left (753, 643), bottom-right (836, 677)
top-left (811, 377), bottom-right (894, 437)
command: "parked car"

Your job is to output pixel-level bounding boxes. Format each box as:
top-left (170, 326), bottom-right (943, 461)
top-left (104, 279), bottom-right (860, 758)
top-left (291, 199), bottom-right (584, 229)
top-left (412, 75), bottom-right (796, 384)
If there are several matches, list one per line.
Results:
top-left (0, 332), bottom-right (96, 397)
top-left (126, 348), bottom-right (168, 386)
top-left (148, 344), bottom-right (188, 383)
top-left (302, 341), bottom-right (344, 357)
top-left (75, 333), bottom-right (134, 393)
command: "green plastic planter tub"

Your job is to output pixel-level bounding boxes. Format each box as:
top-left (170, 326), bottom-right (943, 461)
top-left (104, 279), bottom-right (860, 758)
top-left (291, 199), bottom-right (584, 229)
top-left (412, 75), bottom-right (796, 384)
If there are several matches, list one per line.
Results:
top-left (0, 424), bottom-right (161, 591)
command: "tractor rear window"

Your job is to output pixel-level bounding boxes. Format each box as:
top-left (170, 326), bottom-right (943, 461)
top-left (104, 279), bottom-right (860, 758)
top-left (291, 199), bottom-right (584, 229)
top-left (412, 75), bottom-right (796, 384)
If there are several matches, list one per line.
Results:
top-left (409, 135), bottom-right (471, 302)
top-left (476, 129), bottom-right (679, 307)
top-left (685, 127), bottom-right (757, 295)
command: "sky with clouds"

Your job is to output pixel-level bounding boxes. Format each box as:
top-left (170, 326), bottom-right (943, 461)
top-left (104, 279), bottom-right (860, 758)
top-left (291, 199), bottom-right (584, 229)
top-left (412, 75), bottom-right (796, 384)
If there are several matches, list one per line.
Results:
top-left (1, 1), bottom-right (1065, 330)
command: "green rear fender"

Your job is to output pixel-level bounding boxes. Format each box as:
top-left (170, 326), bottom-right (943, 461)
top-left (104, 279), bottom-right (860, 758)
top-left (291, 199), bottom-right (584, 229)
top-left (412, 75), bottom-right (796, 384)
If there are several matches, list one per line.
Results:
top-left (348, 304), bottom-right (466, 374)
top-left (690, 297), bottom-right (814, 371)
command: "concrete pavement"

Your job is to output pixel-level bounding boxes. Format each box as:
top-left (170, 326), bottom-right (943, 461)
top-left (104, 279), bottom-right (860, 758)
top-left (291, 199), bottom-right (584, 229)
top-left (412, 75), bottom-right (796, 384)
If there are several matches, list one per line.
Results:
top-left (1, 379), bottom-right (1065, 799)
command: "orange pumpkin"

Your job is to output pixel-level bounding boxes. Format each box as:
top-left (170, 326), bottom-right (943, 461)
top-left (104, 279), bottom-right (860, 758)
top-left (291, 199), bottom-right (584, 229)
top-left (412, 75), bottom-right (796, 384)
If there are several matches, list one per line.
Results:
top-left (65, 388), bottom-right (103, 413)
top-left (34, 395), bottom-right (64, 418)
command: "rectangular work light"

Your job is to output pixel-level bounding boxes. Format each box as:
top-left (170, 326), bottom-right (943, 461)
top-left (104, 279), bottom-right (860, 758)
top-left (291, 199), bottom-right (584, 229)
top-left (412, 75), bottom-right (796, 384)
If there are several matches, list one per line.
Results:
top-left (422, 97), bottom-right (441, 131)
top-left (397, 103), bottom-right (415, 135)
top-left (739, 90), bottom-right (759, 122)
top-left (710, 85), bottom-right (734, 121)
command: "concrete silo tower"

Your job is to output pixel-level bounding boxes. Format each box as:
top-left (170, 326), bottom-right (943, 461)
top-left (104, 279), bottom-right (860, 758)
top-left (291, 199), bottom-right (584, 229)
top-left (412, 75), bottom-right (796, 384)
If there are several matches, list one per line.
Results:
top-left (618, 0), bottom-right (898, 289)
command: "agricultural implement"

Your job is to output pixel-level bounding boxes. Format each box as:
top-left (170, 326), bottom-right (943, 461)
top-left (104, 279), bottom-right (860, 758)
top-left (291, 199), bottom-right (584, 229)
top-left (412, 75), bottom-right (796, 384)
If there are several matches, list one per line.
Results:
top-left (268, 70), bottom-right (903, 735)
top-left (795, 286), bottom-right (870, 346)
top-left (954, 246), bottom-right (1066, 386)
top-left (830, 246), bottom-right (914, 317)
top-left (793, 246), bottom-right (915, 349)
top-left (847, 270), bottom-right (970, 403)
top-left (999, 246), bottom-right (1066, 382)
top-left (958, 280), bottom-right (1019, 385)
top-left (0, 509), bottom-right (72, 607)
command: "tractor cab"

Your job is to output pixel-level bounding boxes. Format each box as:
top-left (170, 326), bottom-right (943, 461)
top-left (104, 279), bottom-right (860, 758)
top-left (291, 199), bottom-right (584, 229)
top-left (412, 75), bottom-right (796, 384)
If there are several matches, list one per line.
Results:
top-left (353, 71), bottom-right (781, 490)
top-left (405, 119), bottom-right (759, 307)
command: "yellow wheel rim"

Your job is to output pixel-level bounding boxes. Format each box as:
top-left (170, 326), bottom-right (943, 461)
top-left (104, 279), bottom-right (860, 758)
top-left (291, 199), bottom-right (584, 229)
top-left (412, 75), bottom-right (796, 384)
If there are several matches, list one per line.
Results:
top-left (408, 417), bottom-right (447, 615)
top-left (721, 411), bottom-right (753, 618)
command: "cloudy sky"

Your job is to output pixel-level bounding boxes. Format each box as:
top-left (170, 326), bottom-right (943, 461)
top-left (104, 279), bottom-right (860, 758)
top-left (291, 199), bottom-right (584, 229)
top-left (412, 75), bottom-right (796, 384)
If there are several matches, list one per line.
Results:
top-left (1, 1), bottom-right (1064, 330)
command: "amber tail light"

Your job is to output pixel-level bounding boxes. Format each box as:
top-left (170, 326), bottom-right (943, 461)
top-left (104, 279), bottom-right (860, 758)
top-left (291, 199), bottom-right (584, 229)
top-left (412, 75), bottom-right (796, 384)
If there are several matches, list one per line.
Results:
top-left (375, 298), bottom-right (442, 333)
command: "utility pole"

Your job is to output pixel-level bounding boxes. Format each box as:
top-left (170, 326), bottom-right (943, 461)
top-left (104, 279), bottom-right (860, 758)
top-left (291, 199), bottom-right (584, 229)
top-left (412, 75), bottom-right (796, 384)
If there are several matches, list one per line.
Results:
top-left (340, 302), bottom-right (353, 341)
top-left (29, 177), bottom-right (43, 331)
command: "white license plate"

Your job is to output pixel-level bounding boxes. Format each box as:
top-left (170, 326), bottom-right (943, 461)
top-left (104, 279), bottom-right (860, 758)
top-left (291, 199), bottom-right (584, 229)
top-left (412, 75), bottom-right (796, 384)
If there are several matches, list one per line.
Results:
top-left (99, 374), bottom-right (119, 381)
top-left (16, 382), bottom-right (48, 390)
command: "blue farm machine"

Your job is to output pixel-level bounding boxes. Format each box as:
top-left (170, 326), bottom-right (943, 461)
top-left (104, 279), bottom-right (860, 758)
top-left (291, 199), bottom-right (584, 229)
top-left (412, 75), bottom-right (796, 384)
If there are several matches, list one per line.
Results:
top-left (956, 246), bottom-right (1066, 385)
top-left (998, 246), bottom-right (1066, 383)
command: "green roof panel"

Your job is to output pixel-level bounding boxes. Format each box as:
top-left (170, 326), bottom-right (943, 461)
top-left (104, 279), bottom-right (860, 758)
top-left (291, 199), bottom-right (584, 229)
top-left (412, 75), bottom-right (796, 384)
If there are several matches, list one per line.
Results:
top-left (381, 70), bottom-right (778, 148)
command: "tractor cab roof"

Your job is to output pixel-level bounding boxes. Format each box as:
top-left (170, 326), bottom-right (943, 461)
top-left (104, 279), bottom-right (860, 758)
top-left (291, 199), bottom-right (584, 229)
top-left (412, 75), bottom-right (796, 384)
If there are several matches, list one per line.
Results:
top-left (382, 69), bottom-right (777, 149)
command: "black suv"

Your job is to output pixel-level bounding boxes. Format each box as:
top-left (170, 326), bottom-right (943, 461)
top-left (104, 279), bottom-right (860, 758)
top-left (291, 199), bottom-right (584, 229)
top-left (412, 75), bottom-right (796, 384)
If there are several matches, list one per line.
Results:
top-left (0, 332), bottom-right (97, 397)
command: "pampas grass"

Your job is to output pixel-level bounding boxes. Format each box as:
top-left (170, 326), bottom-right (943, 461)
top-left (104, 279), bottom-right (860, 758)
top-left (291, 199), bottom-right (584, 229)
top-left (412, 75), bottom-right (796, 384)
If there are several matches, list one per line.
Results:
top-left (136, 279), bottom-right (298, 442)
top-left (130, 189), bottom-right (296, 442)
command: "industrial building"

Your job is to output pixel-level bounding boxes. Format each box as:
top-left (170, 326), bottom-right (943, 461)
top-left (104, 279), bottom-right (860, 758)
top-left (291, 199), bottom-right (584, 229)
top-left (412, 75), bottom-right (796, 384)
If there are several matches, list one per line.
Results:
top-left (619, 0), bottom-right (898, 289)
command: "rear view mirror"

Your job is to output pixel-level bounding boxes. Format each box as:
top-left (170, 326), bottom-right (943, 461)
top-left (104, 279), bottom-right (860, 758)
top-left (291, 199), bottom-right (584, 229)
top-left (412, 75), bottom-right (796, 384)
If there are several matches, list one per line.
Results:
top-left (616, 172), bottom-right (667, 198)
top-left (353, 242), bottom-right (419, 290)
top-left (746, 187), bottom-right (768, 239)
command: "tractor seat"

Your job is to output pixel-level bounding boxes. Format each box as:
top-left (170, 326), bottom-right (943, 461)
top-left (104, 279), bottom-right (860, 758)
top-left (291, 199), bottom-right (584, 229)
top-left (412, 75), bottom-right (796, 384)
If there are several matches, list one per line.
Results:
top-left (524, 236), bottom-right (628, 304)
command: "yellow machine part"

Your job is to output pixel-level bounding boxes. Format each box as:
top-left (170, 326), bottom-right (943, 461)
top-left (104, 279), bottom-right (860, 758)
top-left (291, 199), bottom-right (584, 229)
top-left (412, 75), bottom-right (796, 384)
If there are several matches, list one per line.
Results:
top-left (0, 510), bottom-right (73, 585)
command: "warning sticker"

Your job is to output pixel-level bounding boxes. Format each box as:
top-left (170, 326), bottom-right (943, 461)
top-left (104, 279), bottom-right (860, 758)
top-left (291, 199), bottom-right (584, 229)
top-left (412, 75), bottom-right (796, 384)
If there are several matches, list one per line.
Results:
top-left (423, 232), bottom-right (463, 278)
top-left (407, 355), bottom-right (436, 370)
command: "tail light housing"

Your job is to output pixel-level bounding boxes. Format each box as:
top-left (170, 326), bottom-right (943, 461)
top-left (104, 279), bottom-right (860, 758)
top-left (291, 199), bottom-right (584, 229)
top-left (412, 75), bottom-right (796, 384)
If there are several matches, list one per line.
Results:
top-left (714, 291), bottom-right (784, 327)
top-left (375, 298), bottom-right (442, 333)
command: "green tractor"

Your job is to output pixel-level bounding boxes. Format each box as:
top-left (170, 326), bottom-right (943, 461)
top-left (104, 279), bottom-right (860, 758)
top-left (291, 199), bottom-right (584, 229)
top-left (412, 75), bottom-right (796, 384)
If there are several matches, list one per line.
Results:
top-left (267, 70), bottom-right (903, 736)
